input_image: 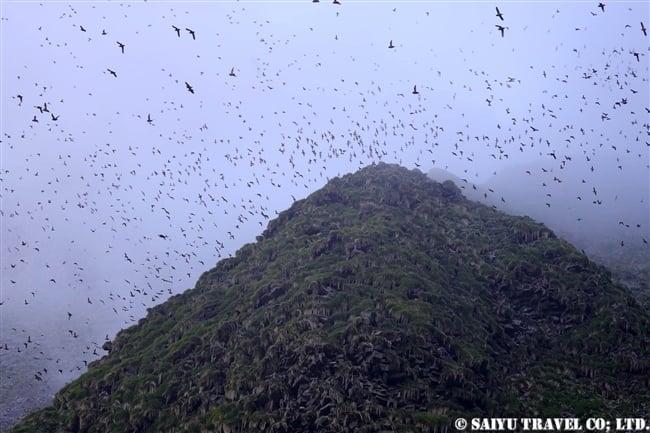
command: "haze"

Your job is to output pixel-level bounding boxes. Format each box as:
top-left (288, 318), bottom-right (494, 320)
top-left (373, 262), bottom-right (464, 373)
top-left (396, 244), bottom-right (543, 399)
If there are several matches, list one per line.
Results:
top-left (1, 0), bottom-right (648, 429)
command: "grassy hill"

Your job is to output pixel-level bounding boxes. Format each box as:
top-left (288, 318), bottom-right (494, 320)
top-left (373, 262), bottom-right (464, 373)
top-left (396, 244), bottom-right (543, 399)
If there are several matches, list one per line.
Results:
top-left (11, 163), bottom-right (650, 433)
top-left (429, 165), bottom-right (650, 307)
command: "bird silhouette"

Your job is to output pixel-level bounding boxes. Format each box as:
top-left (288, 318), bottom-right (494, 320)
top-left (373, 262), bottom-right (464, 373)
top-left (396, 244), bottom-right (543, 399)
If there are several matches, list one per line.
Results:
top-left (4, 0), bottom-right (650, 401)
top-left (598, 2), bottom-right (605, 12)
top-left (186, 28), bottom-right (196, 40)
top-left (495, 6), bottom-right (504, 20)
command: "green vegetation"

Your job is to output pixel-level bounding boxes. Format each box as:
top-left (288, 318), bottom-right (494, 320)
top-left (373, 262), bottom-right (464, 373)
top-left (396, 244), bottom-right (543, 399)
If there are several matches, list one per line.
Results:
top-left (11, 163), bottom-right (650, 433)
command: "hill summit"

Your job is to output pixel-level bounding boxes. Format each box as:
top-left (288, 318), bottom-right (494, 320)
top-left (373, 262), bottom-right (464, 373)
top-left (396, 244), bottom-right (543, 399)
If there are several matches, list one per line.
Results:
top-left (12, 163), bottom-right (650, 433)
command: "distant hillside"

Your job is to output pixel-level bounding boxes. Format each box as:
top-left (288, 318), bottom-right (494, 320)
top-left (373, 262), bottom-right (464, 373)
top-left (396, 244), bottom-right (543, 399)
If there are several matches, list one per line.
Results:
top-left (12, 163), bottom-right (650, 433)
top-left (428, 163), bottom-right (650, 305)
top-left (427, 167), bottom-right (487, 203)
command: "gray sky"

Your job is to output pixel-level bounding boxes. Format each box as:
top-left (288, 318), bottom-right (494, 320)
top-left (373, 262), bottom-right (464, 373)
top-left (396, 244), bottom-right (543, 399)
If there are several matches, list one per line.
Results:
top-left (1, 0), bottom-right (648, 421)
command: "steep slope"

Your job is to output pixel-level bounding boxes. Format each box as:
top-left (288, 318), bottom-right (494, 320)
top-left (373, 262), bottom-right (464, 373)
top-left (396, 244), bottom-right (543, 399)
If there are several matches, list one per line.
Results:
top-left (480, 158), bottom-right (649, 248)
top-left (428, 165), bottom-right (650, 306)
top-left (478, 160), bottom-right (650, 305)
top-left (12, 163), bottom-right (650, 433)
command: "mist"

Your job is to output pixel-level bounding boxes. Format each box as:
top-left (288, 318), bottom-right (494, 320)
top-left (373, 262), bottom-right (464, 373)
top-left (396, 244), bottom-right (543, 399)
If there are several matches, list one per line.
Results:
top-left (1, 1), bottom-right (648, 429)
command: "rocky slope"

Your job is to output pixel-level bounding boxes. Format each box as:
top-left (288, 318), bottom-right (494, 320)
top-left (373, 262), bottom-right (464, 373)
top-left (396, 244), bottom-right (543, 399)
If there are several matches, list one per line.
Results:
top-left (11, 163), bottom-right (650, 433)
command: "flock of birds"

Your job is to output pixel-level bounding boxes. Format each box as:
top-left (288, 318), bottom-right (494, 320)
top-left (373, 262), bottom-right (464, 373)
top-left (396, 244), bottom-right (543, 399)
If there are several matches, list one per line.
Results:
top-left (0, 2), bottom-right (648, 424)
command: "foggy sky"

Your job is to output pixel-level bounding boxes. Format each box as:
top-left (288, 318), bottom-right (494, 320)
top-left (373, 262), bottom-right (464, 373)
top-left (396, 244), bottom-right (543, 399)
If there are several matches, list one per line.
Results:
top-left (1, 0), bottom-right (648, 427)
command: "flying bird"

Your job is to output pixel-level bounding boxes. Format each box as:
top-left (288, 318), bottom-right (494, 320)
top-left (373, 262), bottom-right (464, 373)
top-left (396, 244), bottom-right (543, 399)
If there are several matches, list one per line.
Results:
top-left (186, 28), bottom-right (196, 40)
top-left (147, 114), bottom-right (153, 124)
top-left (229, 67), bottom-right (236, 77)
top-left (107, 68), bottom-right (117, 77)
top-left (185, 82), bottom-right (194, 93)
top-left (641, 21), bottom-right (647, 36)
top-left (117, 41), bottom-right (125, 54)
top-left (597, 2), bottom-right (605, 12)
top-left (172, 25), bottom-right (181, 37)
top-left (495, 24), bottom-right (506, 37)
top-left (412, 85), bottom-right (419, 95)
top-left (495, 6), bottom-right (504, 20)
top-left (388, 40), bottom-right (395, 48)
